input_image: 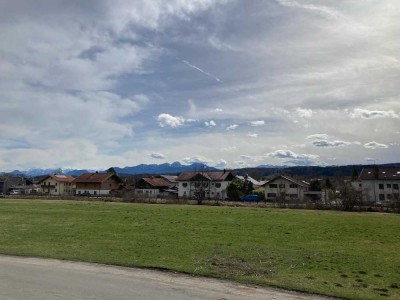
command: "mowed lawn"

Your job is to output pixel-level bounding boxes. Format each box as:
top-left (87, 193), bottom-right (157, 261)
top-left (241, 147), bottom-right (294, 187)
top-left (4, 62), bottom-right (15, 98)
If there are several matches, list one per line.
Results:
top-left (0, 200), bottom-right (399, 299)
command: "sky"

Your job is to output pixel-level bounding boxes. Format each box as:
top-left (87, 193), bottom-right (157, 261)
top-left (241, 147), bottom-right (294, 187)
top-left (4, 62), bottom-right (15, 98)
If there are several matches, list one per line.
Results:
top-left (0, 0), bottom-right (399, 171)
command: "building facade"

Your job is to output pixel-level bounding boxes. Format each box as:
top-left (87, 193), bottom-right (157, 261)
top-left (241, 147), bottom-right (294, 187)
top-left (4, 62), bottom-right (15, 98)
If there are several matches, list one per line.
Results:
top-left (352, 167), bottom-right (400, 204)
top-left (74, 173), bottom-right (122, 196)
top-left (263, 175), bottom-right (311, 202)
top-left (177, 170), bottom-right (234, 200)
top-left (38, 174), bottom-right (75, 196)
top-left (135, 175), bottom-right (178, 198)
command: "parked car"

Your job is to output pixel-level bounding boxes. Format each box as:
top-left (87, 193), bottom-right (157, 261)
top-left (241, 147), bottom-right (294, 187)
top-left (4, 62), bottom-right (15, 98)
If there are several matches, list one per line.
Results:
top-left (240, 194), bottom-right (261, 202)
top-left (9, 190), bottom-right (21, 195)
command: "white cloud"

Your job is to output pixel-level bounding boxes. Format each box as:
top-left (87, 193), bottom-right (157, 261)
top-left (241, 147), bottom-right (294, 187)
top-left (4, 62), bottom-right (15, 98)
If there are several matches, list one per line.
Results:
top-left (226, 124), bottom-right (238, 130)
top-left (181, 155), bottom-right (213, 165)
top-left (247, 133), bottom-right (258, 138)
top-left (267, 150), bottom-right (320, 166)
top-left (250, 120), bottom-right (265, 126)
top-left (306, 134), bottom-right (329, 140)
top-left (267, 150), bottom-right (298, 159)
top-left (150, 152), bottom-right (166, 159)
top-left (205, 120), bottom-right (216, 127)
top-left (307, 133), bottom-right (354, 148)
top-left (364, 142), bottom-right (389, 149)
top-left (311, 140), bottom-right (351, 148)
top-left (214, 159), bottom-right (228, 168)
top-left (351, 108), bottom-right (399, 119)
top-left (296, 108), bottom-right (313, 118)
top-left (157, 114), bottom-right (185, 128)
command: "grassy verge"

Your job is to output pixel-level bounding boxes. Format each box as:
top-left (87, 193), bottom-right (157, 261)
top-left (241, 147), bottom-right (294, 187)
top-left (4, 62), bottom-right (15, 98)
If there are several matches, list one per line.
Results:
top-left (0, 199), bottom-right (399, 299)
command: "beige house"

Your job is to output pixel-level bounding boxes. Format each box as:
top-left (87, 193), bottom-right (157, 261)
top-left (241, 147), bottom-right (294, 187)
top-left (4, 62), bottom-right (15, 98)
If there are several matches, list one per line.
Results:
top-left (262, 175), bottom-right (311, 202)
top-left (177, 170), bottom-right (234, 200)
top-left (38, 174), bottom-right (75, 196)
top-left (352, 167), bottom-right (400, 204)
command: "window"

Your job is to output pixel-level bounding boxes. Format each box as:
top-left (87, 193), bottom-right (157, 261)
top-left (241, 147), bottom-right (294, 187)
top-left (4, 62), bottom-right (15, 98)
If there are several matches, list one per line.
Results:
top-left (379, 184), bottom-right (384, 189)
top-left (269, 184), bottom-right (278, 188)
top-left (182, 183), bottom-right (187, 187)
top-left (289, 184), bottom-right (297, 188)
top-left (94, 191), bottom-right (97, 195)
top-left (387, 194), bottom-right (393, 200)
top-left (267, 193), bottom-right (277, 198)
top-left (394, 184), bottom-right (399, 190)
top-left (55, 183), bottom-right (57, 186)
top-left (379, 194), bottom-right (385, 201)
top-left (203, 182), bottom-right (209, 188)
top-left (359, 183), bottom-right (362, 188)
top-left (387, 184), bottom-right (392, 189)
top-left (215, 183), bottom-right (221, 188)
top-left (279, 184), bottom-right (285, 188)
top-left (55, 189), bottom-right (57, 193)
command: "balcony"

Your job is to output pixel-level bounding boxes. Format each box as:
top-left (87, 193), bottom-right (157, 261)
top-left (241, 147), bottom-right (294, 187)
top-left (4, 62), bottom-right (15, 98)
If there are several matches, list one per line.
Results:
top-left (41, 185), bottom-right (56, 189)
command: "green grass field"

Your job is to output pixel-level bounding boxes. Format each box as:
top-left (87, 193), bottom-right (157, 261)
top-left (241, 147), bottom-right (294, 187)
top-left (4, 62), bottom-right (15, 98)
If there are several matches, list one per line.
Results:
top-left (0, 199), bottom-right (399, 299)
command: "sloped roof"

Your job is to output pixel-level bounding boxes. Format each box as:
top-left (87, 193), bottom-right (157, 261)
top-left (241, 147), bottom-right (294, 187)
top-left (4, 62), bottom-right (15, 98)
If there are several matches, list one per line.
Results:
top-left (38, 174), bottom-right (75, 184)
top-left (235, 175), bottom-right (263, 186)
top-left (142, 177), bottom-right (170, 187)
top-left (159, 175), bottom-right (178, 183)
top-left (177, 171), bottom-right (233, 181)
top-left (359, 168), bottom-right (400, 181)
top-left (262, 175), bottom-right (309, 187)
top-left (73, 172), bottom-right (122, 183)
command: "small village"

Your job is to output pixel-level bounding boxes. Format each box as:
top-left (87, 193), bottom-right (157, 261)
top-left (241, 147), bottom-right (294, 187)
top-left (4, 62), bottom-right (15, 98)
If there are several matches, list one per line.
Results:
top-left (1, 166), bottom-right (399, 212)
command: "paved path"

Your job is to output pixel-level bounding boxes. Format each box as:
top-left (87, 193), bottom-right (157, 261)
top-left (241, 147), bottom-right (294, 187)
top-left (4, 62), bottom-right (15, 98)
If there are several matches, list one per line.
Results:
top-left (0, 255), bottom-right (332, 300)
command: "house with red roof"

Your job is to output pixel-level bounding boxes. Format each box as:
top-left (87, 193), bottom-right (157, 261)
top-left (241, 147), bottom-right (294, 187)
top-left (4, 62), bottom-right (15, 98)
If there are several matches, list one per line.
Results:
top-left (38, 174), bottom-right (75, 196)
top-left (135, 175), bottom-right (178, 198)
top-left (73, 172), bottom-right (123, 196)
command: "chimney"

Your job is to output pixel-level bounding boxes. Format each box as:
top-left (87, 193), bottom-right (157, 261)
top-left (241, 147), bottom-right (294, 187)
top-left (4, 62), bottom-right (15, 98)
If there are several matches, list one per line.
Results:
top-left (373, 167), bottom-right (379, 180)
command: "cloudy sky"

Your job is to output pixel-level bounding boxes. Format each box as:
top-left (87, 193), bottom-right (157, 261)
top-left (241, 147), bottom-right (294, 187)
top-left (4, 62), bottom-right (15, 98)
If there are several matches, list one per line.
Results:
top-left (1, 0), bottom-right (399, 171)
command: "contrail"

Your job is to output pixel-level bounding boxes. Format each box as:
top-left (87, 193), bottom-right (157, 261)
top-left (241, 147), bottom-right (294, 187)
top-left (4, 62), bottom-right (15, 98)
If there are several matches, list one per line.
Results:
top-left (182, 60), bottom-right (222, 83)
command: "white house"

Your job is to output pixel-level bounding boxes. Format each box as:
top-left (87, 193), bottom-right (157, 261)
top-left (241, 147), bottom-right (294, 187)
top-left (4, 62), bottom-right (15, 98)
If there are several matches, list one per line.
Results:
top-left (177, 170), bottom-right (234, 200)
top-left (38, 174), bottom-right (75, 196)
top-left (262, 175), bottom-right (311, 202)
top-left (352, 167), bottom-right (400, 203)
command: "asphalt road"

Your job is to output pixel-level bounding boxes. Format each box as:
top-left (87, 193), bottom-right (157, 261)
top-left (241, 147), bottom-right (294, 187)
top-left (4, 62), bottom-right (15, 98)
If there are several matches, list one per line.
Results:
top-left (0, 255), bottom-right (330, 300)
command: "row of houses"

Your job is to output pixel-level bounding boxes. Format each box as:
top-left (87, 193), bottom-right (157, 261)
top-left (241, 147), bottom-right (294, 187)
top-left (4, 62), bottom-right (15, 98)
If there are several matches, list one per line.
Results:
top-left (136, 167), bottom-right (400, 203)
top-left (1, 172), bottom-right (128, 196)
top-left (38, 173), bottom-right (123, 196)
top-left (3, 167), bottom-right (399, 204)
top-left (135, 170), bottom-right (317, 202)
